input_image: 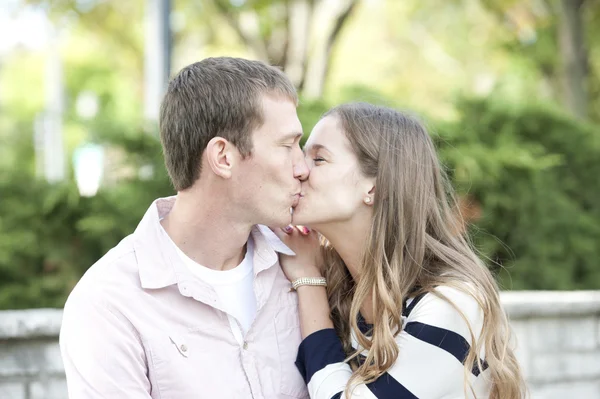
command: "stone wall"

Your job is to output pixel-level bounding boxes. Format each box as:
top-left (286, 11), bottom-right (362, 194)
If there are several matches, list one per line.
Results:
top-left (0, 309), bottom-right (65, 399)
top-left (502, 291), bottom-right (600, 398)
top-left (1, 291), bottom-right (599, 398)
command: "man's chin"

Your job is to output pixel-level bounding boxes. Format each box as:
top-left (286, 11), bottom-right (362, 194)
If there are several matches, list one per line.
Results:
top-left (291, 208), bottom-right (325, 227)
top-left (268, 209), bottom-right (293, 228)
top-left (290, 207), bottom-right (307, 225)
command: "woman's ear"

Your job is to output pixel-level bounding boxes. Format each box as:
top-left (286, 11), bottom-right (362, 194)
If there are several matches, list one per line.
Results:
top-left (363, 180), bottom-right (376, 206)
top-left (206, 136), bottom-right (236, 179)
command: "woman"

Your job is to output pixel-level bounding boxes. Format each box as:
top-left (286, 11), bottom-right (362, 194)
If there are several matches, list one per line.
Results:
top-left (275, 103), bottom-right (526, 398)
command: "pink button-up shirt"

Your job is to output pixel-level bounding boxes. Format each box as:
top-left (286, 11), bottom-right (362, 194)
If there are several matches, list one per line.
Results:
top-left (60, 197), bottom-right (309, 399)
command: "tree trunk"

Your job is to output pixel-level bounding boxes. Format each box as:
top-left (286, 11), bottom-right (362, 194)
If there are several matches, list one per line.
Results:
top-left (285, 0), bottom-right (313, 89)
top-left (558, 0), bottom-right (588, 119)
top-left (302, 0), bottom-right (357, 100)
top-left (212, 0), bottom-right (357, 99)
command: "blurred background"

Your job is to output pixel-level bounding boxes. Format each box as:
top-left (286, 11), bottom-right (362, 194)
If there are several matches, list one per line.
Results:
top-left (0, 0), bottom-right (599, 397)
top-left (1, 0), bottom-right (600, 310)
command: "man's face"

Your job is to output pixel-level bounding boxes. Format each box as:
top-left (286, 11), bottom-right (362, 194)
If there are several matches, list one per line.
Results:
top-left (232, 94), bottom-right (308, 227)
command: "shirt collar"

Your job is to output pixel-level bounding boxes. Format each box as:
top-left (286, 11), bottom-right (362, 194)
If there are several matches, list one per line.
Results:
top-left (134, 196), bottom-right (180, 289)
top-left (133, 197), bottom-right (295, 289)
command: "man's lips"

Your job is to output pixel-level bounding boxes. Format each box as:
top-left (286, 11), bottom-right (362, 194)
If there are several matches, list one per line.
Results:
top-left (291, 193), bottom-right (304, 208)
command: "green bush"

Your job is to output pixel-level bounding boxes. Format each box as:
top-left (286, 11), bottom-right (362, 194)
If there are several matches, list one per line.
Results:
top-left (1, 95), bottom-right (599, 310)
top-left (0, 101), bottom-right (329, 309)
top-left (0, 133), bottom-right (173, 309)
top-left (437, 97), bottom-right (600, 290)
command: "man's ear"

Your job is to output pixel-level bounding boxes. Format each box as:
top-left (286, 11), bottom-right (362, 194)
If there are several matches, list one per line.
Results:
top-left (206, 136), bottom-right (237, 179)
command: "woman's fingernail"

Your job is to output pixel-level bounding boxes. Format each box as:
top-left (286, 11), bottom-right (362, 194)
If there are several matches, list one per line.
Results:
top-left (284, 225), bottom-right (293, 233)
top-left (303, 227), bottom-right (310, 234)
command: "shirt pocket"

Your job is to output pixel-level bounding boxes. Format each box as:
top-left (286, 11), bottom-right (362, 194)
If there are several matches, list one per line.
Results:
top-left (146, 330), bottom-right (245, 399)
top-left (274, 291), bottom-right (309, 398)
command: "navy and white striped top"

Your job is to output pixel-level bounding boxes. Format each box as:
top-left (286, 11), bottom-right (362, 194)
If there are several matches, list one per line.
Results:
top-left (295, 286), bottom-right (492, 398)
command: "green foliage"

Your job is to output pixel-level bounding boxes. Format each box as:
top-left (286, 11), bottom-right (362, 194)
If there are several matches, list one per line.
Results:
top-left (437, 96), bottom-right (600, 290)
top-left (2, 0), bottom-right (600, 310)
top-left (0, 176), bottom-right (89, 308)
top-left (0, 101), bottom-right (329, 310)
top-left (298, 98), bottom-right (329, 144)
top-left (2, 94), bottom-right (599, 310)
top-left (0, 120), bottom-right (173, 309)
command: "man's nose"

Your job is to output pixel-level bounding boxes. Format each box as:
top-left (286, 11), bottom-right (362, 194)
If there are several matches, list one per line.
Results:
top-left (293, 148), bottom-right (309, 181)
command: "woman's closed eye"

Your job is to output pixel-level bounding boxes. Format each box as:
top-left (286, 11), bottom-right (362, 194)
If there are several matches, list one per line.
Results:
top-left (313, 157), bottom-right (326, 164)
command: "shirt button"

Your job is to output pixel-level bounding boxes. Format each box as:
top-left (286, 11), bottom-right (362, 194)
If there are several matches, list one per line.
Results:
top-left (180, 344), bottom-right (188, 352)
top-left (243, 341), bottom-right (248, 350)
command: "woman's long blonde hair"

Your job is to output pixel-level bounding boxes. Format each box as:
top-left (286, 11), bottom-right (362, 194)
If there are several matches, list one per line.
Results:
top-left (322, 103), bottom-right (526, 398)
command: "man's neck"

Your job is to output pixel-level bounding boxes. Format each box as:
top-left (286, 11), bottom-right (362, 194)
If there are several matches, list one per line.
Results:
top-left (161, 190), bottom-right (252, 271)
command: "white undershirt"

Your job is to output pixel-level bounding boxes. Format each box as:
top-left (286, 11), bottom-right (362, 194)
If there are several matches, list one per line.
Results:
top-left (161, 224), bottom-right (257, 345)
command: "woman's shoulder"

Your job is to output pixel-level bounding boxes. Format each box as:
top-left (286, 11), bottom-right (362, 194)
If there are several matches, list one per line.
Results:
top-left (411, 283), bottom-right (485, 311)
top-left (405, 284), bottom-right (486, 339)
top-left (433, 284), bottom-right (484, 309)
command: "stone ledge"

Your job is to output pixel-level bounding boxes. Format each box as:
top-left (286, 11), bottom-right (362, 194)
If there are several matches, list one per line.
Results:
top-left (0, 381), bottom-right (25, 399)
top-left (0, 341), bottom-right (65, 377)
top-left (501, 291), bottom-right (600, 319)
top-left (0, 309), bottom-right (63, 339)
top-left (1, 291), bottom-right (600, 338)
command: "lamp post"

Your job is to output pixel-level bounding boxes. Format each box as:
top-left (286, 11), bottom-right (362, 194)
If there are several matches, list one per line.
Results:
top-left (72, 91), bottom-right (103, 197)
top-left (140, 0), bottom-right (171, 180)
top-left (144, 0), bottom-right (171, 125)
top-left (42, 22), bottom-right (65, 183)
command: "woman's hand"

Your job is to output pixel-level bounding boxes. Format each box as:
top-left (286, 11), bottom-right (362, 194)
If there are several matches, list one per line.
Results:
top-left (273, 225), bottom-right (324, 282)
top-left (273, 225), bottom-right (334, 339)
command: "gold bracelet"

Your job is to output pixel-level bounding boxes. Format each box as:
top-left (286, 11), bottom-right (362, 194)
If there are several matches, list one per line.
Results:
top-left (291, 277), bottom-right (327, 291)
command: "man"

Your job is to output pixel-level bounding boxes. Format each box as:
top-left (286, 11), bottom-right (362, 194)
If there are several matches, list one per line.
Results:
top-left (60, 57), bottom-right (310, 398)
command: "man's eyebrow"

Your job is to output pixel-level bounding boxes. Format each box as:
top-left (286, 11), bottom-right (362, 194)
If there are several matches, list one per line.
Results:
top-left (281, 132), bottom-right (303, 141)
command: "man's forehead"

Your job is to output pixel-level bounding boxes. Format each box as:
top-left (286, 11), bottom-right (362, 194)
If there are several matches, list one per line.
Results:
top-left (259, 104), bottom-right (302, 138)
top-left (253, 127), bottom-right (302, 143)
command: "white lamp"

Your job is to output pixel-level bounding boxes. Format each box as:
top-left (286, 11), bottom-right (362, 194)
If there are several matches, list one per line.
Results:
top-left (73, 143), bottom-right (104, 197)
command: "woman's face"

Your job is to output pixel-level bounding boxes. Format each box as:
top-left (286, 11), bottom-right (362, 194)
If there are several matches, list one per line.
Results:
top-left (292, 115), bottom-right (374, 227)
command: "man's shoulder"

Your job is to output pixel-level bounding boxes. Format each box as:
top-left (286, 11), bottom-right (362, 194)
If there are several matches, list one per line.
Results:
top-left (66, 234), bottom-right (141, 306)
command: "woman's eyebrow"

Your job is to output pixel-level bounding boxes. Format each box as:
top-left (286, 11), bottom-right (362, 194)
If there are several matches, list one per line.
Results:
top-left (304, 144), bottom-right (331, 153)
top-left (303, 143), bottom-right (330, 154)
